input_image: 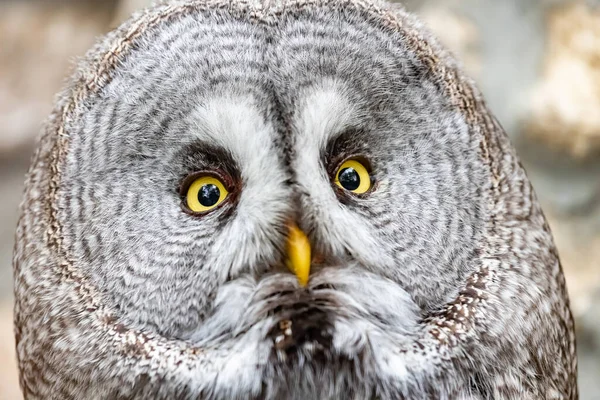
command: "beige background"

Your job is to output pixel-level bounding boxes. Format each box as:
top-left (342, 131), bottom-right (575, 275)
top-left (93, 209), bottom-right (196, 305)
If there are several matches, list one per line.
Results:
top-left (1, 0), bottom-right (599, 398)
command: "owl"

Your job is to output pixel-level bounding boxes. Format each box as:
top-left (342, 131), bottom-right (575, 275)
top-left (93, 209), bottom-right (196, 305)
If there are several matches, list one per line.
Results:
top-left (13, 0), bottom-right (577, 398)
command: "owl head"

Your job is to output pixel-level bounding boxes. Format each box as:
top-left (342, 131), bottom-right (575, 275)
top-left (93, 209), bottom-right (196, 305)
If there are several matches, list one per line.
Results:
top-left (13, 0), bottom-right (576, 398)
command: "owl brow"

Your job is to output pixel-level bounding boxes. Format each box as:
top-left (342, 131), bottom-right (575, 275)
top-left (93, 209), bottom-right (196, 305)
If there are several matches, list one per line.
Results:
top-left (177, 140), bottom-right (241, 183)
top-left (323, 127), bottom-right (371, 173)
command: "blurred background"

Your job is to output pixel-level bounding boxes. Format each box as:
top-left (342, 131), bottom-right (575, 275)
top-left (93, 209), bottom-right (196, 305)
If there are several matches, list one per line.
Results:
top-left (1, 0), bottom-right (599, 398)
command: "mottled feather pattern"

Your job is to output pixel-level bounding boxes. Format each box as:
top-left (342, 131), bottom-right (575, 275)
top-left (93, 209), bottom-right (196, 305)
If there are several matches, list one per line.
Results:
top-left (13, 0), bottom-right (576, 398)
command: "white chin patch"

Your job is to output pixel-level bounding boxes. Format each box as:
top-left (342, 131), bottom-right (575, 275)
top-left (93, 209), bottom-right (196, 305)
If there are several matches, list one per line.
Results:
top-left (186, 266), bottom-right (420, 353)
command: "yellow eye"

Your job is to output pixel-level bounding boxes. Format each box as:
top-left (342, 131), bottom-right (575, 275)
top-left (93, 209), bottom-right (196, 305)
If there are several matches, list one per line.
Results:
top-left (185, 176), bottom-right (229, 213)
top-left (334, 159), bottom-right (371, 194)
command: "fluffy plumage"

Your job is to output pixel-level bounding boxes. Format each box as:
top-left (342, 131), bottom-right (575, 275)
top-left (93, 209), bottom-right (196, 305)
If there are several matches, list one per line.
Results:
top-left (13, 0), bottom-right (577, 398)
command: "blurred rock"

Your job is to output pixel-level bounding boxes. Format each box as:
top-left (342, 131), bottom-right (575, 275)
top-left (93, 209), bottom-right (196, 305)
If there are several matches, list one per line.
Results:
top-left (112, 0), bottom-right (154, 25)
top-left (0, 302), bottom-right (20, 400)
top-left (577, 288), bottom-right (600, 397)
top-left (527, 3), bottom-right (600, 158)
top-left (0, 153), bottom-right (29, 302)
top-left (548, 213), bottom-right (600, 317)
top-left (418, 6), bottom-right (481, 78)
top-left (0, 0), bottom-right (116, 153)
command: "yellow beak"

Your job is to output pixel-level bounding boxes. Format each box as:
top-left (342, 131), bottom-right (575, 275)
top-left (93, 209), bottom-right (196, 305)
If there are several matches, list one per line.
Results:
top-left (286, 223), bottom-right (311, 287)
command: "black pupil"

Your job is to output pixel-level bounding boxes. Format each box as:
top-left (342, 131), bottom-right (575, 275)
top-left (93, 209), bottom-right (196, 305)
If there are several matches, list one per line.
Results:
top-left (198, 184), bottom-right (221, 207)
top-left (339, 167), bottom-right (361, 191)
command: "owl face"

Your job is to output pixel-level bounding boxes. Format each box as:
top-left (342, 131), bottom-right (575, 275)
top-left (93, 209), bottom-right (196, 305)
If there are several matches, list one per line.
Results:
top-left (58, 5), bottom-right (486, 394)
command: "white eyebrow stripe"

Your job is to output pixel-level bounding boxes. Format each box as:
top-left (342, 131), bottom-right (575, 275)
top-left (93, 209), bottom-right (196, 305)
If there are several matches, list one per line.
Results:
top-left (187, 95), bottom-right (292, 279)
top-left (292, 79), bottom-right (361, 190)
top-left (291, 80), bottom-right (395, 268)
top-left (188, 94), bottom-right (290, 217)
top-left (293, 79), bottom-right (360, 152)
top-left (190, 95), bottom-right (276, 169)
